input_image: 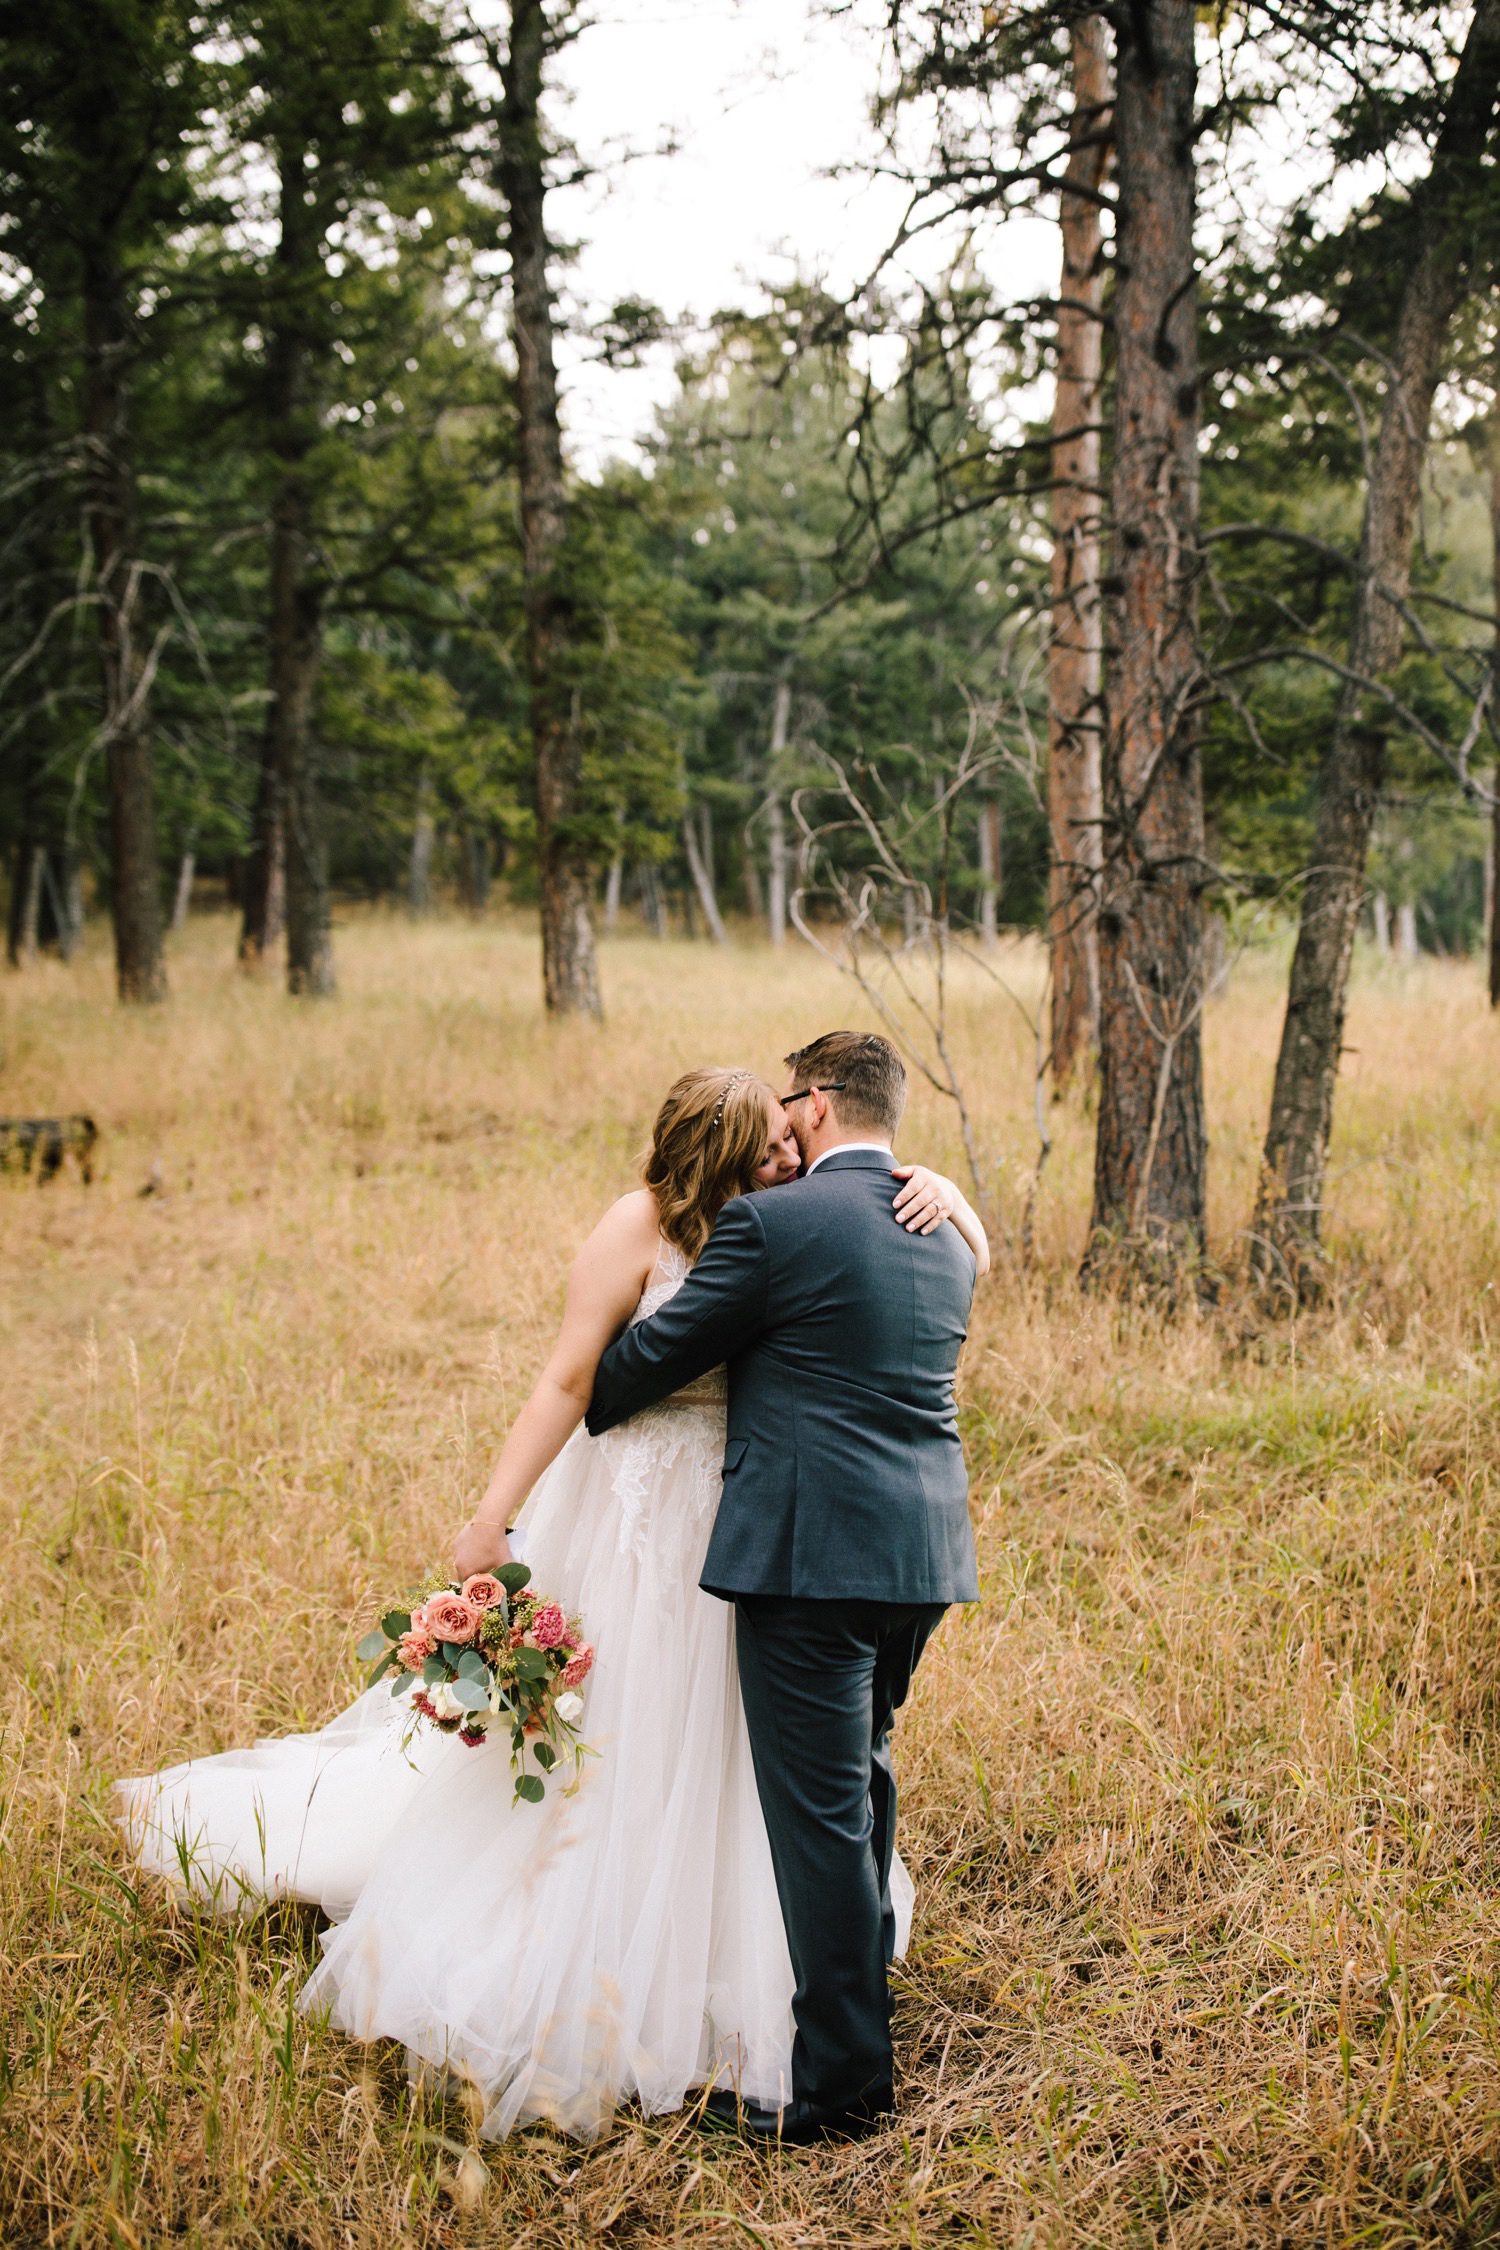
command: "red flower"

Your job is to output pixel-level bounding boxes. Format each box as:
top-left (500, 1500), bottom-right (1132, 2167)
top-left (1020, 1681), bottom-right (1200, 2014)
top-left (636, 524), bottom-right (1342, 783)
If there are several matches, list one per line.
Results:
top-left (532, 1601), bottom-right (568, 1651)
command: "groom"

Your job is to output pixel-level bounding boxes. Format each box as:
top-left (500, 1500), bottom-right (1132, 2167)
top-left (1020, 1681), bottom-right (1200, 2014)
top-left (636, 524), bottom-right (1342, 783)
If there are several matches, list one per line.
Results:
top-left (586, 1029), bottom-right (979, 2143)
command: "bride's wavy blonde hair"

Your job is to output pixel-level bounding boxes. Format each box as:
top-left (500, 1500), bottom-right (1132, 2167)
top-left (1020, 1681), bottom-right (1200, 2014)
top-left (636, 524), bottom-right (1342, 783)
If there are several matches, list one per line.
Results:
top-left (643, 1067), bottom-right (780, 1260)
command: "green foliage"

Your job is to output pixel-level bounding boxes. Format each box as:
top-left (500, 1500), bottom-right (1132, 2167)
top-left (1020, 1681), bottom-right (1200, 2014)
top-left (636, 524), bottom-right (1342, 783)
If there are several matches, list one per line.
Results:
top-left (627, 308), bottom-right (1046, 936)
top-left (2, 0), bottom-right (1494, 961)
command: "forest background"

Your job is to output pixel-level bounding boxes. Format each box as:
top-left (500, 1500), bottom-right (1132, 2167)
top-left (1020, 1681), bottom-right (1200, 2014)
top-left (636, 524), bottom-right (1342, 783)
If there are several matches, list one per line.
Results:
top-left (6, 0), bottom-right (1500, 1285)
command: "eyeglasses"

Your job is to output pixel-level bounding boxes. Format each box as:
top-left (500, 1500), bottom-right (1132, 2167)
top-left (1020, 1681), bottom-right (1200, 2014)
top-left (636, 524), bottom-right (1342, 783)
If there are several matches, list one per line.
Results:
top-left (781, 1082), bottom-right (846, 1105)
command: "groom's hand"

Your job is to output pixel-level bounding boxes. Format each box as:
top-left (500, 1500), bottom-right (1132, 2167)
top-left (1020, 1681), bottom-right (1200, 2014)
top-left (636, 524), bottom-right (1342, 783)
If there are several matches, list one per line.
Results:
top-left (452, 1515), bottom-right (513, 1582)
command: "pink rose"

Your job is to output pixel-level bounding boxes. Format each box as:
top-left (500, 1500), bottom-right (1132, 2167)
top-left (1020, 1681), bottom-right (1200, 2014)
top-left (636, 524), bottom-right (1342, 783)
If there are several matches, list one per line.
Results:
top-left (399, 1630), bottom-right (435, 1672)
top-left (532, 1602), bottom-right (567, 1651)
top-left (461, 1573), bottom-right (507, 1610)
top-left (423, 1592), bottom-right (482, 1644)
top-left (562, 1644), bottom-right (594, 1688)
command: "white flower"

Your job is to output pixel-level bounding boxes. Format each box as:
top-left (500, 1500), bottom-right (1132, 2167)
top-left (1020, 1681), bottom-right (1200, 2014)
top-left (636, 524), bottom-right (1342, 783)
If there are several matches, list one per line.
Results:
top-left (555, 1691), bottom-right (584, 1725)
top-left (428, 1681), bottom-right (464, 1722)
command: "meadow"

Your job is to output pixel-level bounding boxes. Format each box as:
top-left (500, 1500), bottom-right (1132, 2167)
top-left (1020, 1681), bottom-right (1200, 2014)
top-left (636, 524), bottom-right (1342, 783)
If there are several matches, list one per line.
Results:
top-left (4, 910), bottom-right (1500, 2249)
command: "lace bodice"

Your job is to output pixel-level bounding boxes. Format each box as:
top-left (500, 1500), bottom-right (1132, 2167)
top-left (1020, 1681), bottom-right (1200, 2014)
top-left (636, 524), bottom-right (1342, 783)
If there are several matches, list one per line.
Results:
top-left (630, 1239), bottom-right (727, 1407)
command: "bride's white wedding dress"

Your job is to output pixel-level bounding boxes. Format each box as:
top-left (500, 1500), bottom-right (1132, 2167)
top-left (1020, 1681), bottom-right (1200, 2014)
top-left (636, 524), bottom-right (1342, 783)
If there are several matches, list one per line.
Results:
top-left (117, 1240), bottom-right (912, 2141)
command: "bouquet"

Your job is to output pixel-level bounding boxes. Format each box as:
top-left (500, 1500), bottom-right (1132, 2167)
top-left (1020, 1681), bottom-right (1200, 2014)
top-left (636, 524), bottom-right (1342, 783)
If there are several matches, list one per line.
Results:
top-left (356, 1562), bottom-right (595, 1803)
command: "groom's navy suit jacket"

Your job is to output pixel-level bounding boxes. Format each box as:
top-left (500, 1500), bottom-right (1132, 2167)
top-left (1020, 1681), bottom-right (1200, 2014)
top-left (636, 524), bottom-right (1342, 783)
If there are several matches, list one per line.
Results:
top-left (584, 1148), bottom-right (980, 1605)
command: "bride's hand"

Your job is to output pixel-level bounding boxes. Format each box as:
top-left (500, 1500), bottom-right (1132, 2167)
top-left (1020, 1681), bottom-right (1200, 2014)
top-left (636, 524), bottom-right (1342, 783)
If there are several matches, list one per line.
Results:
top-left (890, 1164), bottom-right (956, 1235)
top-left (452, 1515), bottom-right (513, 1583)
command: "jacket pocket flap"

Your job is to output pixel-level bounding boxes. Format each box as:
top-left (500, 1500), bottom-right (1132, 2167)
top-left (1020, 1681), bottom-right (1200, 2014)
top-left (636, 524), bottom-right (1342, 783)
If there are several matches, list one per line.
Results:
top-left (722, 1438), bottom-right (749, 1475)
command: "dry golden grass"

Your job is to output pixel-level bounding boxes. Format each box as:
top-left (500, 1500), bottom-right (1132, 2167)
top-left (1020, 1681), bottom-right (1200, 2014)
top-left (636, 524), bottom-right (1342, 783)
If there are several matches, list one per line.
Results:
top-left (4, 909), bottom-right (1500, 2249)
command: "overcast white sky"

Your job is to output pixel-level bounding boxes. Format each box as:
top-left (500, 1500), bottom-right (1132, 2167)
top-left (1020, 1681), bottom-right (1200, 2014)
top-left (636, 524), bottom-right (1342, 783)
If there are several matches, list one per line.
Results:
top-left (533, 2), bottom-right (1456, 478)
top-left (544, 0), bottom-right (1056, 470)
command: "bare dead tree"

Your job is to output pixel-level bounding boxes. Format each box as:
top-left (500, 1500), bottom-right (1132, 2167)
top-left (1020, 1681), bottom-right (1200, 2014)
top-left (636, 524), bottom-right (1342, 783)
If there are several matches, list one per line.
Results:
top-left (788, 724), bottom-right (1055, 1263)
top-left (682, 801), bottom-right (728, 944)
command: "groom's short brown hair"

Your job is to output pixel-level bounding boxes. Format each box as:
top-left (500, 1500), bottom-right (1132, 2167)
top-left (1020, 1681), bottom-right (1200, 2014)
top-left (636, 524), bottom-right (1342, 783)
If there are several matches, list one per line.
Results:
top-left (783, 1030), bottom-right (907, 1138)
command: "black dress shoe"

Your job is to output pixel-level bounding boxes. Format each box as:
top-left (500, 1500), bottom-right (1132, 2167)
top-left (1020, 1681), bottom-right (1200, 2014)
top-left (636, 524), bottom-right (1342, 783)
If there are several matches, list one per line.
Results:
top-left (700, 2087), bottom-right (893, 2145)
top-left (701, 2088), bottom-right (780, 2134)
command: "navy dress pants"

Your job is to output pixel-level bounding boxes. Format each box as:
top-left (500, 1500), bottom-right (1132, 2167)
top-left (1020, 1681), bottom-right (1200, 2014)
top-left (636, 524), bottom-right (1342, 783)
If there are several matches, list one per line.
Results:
top-left (733, 1595), bottom-right (947, 2114)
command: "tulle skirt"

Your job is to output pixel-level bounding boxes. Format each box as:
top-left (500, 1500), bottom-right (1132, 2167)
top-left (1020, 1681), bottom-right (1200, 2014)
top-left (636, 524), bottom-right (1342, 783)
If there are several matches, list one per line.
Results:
top-left (117, 1404), bottom-right (911, 2138)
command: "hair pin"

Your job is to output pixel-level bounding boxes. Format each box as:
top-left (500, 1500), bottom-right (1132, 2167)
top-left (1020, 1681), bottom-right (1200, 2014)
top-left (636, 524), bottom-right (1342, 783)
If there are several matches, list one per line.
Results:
top-left (711, 1071), bottom-right (750, 1129)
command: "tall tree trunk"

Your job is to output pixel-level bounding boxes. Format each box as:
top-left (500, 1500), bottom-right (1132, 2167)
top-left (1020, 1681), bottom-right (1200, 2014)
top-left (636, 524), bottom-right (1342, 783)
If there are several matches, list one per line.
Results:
top-left (170, 851), bottom-right (195, 932)
top-left (263, 140), bottom-right (333, 997)
top-left (741, 827), bottom-right (764, 924)
top-left (1086, 0), bottom-right (1206, 1283)
top-left (409, 768), bottom-right (436, 914)
top-left (56, 849), bottom-right (83, 959)
top-left (7, 798), bottom-right (43, 965)
top-left (639, 861), bottom-right (667, 939)
top-left (461, 830), bottom-right (493, 914)
top-left (765, 674), bottom-right (792, 947)
top-left (7, 374), bottom-right (70, 971)
top-left (82, 243), bottom-right (165, 1003)
top-left (1372, 890), bottom-right (1392, 954)
top-left (499, 0), bottom-right (601, 1019)
top-left (276, 546), bottom-right (331, 995)
top-left (683, 802), bottom-right (728, 944)
top-left (10, 846), bottom-right (45, 967)
top-left (238, 731), bottom-right (285, 964)
top-left (1047, 13), bottom-right (1109, 1084)
top-left (977, 799), bottom-right (1002, 943)
top-left (1254, 0), bottom-right (1500, 1290)
top-left (1396, 899), bottom-right (1420, 960)
top-left (604, 849), bottom-right (624, 931)
top-left (737, 738), bottom-right (764, 924)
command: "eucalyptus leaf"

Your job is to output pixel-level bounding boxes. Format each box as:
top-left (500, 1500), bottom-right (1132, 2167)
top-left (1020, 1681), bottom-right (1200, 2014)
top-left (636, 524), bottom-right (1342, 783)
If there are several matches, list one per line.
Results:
top-left (440, 1641), bottom-right (467, 1667)
top-left (456, 1650), bottom-right (489, 1683)
top-left (422, 1654), bottom-right (446, 1686)
top-left (365, 1650), bottom-right (399, 1689)
top-left (354, 1629), bottom-right (388, 1664)
top-left (534, 1741), bottom-right (557, 1772)
top-left (449, 1676), bottom-right (491, 1713)
top-left (390, 1673), bottom-right (411, 1698)
top-left (514, 1648), bottom-right (549, 1680)
top-left (497, 1563), bottom-right (532, 1595)
top-left (380, 1609), bottom-right (412, 1640)
top-left (514, 1774), bottom-right (545, 1804)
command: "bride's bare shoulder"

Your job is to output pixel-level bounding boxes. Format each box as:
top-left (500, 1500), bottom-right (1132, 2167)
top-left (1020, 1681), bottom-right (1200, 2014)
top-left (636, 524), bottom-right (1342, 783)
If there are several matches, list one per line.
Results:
top-left (608, 1186), bottom-right (660, 1233)
top-left (578, 1187), bottom-right (660, 1259)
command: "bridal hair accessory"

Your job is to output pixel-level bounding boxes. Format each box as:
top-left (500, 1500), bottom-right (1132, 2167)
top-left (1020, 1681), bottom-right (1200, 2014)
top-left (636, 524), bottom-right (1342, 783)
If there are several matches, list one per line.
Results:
top-left (711, 1070), bottom-right (752, 1129)
top-left (356, 1564), bottom-right (596, 1804)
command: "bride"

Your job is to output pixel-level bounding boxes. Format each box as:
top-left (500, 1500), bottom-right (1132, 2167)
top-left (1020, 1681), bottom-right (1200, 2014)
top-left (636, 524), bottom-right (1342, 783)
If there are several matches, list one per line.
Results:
top-left (118, 1065), bottom-right (989, 2141)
